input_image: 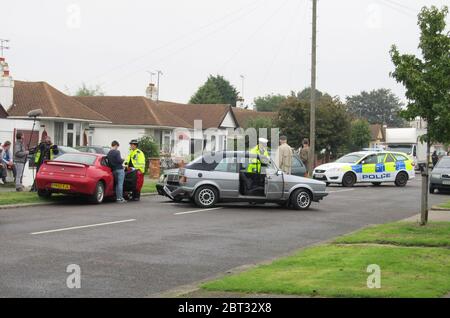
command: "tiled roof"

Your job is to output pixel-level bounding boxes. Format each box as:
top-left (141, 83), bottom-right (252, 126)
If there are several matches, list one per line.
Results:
top-left (75, 96), bottom-right (192, 128)
top-left (233, 108), bottom-right (277, 128)
top-left (7, 81), bottom-right (110, 122)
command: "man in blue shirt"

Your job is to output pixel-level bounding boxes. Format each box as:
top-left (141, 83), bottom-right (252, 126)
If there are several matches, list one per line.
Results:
top-left (107, 140), bottom-right (126, 203)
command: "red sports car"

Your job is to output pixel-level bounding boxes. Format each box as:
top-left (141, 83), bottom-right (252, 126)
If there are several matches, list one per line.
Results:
top-left (36, 153), bottom-right (115, 204)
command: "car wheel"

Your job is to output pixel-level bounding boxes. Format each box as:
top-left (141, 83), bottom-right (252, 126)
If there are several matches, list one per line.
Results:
top-left (395, 172), bottom-right (408, 187)
top-left (372, 182), bottom-right (381, 186)
top-left (90, 181), bottom-right (105, 204)
top-left (37, 190), bottom-right (52, 198)
top-left (194, 185), bottom-right (218, 208)
top-left (291, 188), bottom-right (312, 210)
top-left (342, 172), bottom-right (356, 187)
top-left (429, 185), bottom-right (435, 194)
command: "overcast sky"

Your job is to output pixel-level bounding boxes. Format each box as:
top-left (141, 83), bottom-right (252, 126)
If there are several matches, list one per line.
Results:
top-left (2, 0), bottom-right (449, 106)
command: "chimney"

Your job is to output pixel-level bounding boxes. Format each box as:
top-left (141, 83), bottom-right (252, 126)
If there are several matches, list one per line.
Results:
top-left (146, 83), bottom-right (158, 101)
top-left (0, 57), bottom-right (14, 111)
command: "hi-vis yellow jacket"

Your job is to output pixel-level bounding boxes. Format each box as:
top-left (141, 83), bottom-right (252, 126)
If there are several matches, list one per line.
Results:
top-left (126, 148), bottom-right (146, 173)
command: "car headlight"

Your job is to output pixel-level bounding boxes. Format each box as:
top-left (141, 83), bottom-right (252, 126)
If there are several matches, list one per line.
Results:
top-left (432, 173), bottom-right (441, 179)
top-left (159, 174), bottom-right (166, 183)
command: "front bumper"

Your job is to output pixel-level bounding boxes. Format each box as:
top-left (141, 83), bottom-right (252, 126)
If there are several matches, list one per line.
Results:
top-left (312, 171), bottom-right (343, 183)
top-left (430, 177), bottom-right (450, 189)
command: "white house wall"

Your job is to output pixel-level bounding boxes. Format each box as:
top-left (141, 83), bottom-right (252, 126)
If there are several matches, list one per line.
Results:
top-left (0, 118), bottom-right (38, 187)
top-left (91, 127), bottom-right (148, 157)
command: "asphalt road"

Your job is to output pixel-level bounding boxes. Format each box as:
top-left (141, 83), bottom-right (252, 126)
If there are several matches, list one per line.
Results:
top-left (0, 177), bottom-right (448, 297)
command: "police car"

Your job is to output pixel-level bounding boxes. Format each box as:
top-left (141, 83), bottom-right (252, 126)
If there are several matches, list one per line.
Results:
top-left (313, 151), bottom-right (415, 187)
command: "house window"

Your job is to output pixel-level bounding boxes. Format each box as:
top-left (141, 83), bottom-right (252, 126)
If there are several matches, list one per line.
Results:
top-left (161, 130), bottom-right (172, 153)
top-left (54, 122), bottom-right (64, 146)
top-left (64, 122), bottom-right (82, 147)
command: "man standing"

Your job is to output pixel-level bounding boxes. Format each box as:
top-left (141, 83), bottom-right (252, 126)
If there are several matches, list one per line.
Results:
top-left (432, 150), bottom-right (439, 167)
top-left (1, 141), bottom-right (16, 184)
top-left (299, 138), bottom-right (310, 174)
top-left (107, 140), bottom-right (126, 203)
top-left (276, 135), bottom-right (293, 174)
top-left (31, 136), bottom-right (59, 191)
top-left (125, 139), bottom-right (146, 201)
top-left (13, 132), bottom-right (29, 192)
top-left (247, 137), bottom-right (270, 173)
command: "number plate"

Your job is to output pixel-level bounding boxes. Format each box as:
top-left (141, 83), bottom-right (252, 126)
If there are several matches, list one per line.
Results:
top-left (314, 173), bottom-right (324, 178)
top-left (442, 180), bottom-right (450, 185)
top-left (51, 183), bottom-right (71, 190)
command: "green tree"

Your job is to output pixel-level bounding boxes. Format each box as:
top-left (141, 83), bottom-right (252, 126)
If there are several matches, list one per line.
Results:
top-left (74, 83), bottom-right (105, 96)
top-left (137, 136), bottom-right (159, 174)
top-left (294, 87), bottom-right (328, 101)
top-left (349, 119), bottom-right (371, 151)
top-left (346, 89), bottom-right (406, 127)
top-left (253, 94), bottom-right (287, 112)
top-left (276, 96), bottom-right (351, 158)
top-left (390, 5), bottom-right (450, 225)
top-left (190, 75), bottom-right (239, 106)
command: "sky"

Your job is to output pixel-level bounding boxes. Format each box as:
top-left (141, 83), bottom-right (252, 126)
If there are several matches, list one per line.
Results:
top-left (1, 0), bottom-right (449, 106)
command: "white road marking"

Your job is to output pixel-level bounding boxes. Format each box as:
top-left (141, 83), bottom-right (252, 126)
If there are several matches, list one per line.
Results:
top-left (174, 207), bottom-right (222, 215)
top-left (30, 219), bottom-right (136, 235)
top-left (327, 189), bottom-right (356, 194)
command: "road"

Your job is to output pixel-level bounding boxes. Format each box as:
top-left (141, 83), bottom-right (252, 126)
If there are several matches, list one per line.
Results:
top-left (0, 177), bottom-right (448, 297)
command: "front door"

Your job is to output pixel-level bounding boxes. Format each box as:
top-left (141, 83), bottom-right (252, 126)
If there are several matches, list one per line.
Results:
top-left (361, 153), bottom-right (393, 182)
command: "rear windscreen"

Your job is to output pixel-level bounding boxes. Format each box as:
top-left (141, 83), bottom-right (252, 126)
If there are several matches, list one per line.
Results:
top-left (54, 154), bottom-right (97, 165)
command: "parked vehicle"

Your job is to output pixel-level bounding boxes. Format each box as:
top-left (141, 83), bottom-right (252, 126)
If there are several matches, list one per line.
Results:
top-left (430, 156), bottom-right (450, 194)
top-left (76, 145), bottom-right (110, 155)
top-left (156, 151), bottom-right (328, 210)
top-left (313, 151), bottom-right (415, 187)
top-left (385, 128), bottom-right (433, 171)
top-left (36, 153), bottom-right (140, 203)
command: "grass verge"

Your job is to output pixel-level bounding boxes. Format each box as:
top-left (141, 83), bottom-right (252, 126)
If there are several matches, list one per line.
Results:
top-left (438, 200), bottom-right (450, 209)
top-left (0, 180), bottom-right (157, 206)
top-left (202, 221), bottom-right (450, 298)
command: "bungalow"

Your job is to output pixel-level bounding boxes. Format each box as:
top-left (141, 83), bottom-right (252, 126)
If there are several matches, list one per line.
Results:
top-left (369, 124), bottom-right (386, 148)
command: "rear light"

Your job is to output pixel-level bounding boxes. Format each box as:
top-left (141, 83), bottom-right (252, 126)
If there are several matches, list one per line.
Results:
top-left (179, 176), bottom-right (187, 183)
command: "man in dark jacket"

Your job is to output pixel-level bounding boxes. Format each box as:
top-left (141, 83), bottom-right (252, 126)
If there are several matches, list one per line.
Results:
top-left (107, 140), bottom-right (126, 203)
top-left (31, 136), bottom-right (59, 191)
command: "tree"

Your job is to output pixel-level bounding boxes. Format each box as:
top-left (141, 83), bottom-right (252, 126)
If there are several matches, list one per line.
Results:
top-left (390, 5), bottom-right (450, 225)
top-left (137, 136), bottom-right (159, 174)
top-left (189, 75), bottom-right (239, 106)
top-left (346, 89), bottom-right (405, 127)
top-left (295, 87), bottom-right (328, 101)
top-left (276, 95), bottom-right (351, 158)
top-left (253, 94), bottom-right (287, 112)
top-left (349, 119), bottom-right (371, 151)
top-left (74, 83), bottom-right (105, 96)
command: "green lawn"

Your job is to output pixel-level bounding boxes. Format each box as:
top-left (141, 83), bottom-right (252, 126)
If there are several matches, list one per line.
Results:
top-left (0, 179), bottom-right (157, 206)
top-left (202, 222), bottom-right (450, 298)
top-left (334, 222), bottom-right (450, 248)
top-left (438, 200), bottom-right (450, 209)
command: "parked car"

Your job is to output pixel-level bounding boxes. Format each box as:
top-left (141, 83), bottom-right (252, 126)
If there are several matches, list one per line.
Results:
top-left (36, 153), bottom-right (114, 203)
top-left (156, 151), bottom-right (328, 210)
top-left (76, 145), bottom-right (110, 155)
top-left (430, 156), bottom-right (450, 194)
top-left (313, 151), bottom-right (415, 187)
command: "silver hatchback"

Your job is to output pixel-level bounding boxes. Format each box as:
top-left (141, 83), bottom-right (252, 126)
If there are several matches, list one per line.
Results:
top-left (156, 151), bottom-right (328, 210)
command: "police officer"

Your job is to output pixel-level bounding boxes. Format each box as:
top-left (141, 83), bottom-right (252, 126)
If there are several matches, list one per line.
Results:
top-left (125, 139), bottom-right (146, 201)
top-left (247, 137), bottom-right (269, 173)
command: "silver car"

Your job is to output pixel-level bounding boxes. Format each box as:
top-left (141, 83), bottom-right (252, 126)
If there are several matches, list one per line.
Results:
top-left (156, 151), bottom-right (328, 210)
top-left (430, 156), bottom-right (450, 194)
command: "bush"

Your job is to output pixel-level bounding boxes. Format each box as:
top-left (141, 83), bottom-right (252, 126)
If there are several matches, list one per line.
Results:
top-left (137, 136), bottom-right (159, 173)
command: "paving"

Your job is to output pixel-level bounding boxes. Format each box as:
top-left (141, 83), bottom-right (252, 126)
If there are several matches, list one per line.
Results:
top-left (0, 176), bottom-right (448, 297)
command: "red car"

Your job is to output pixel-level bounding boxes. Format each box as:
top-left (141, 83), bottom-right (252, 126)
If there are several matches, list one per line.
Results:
top-left (36, 153), bottom-right (115, 204)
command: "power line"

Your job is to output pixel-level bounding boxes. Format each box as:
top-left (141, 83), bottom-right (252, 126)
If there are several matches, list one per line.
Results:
top-left (377, 0), bottom-right (417, 18)
top-left (86, 0), bottom-right (262, 85)
top-left (101, 0), bottom-right (266, 90)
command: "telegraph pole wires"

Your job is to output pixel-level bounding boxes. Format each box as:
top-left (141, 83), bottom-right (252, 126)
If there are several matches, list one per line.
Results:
top-left (309, 0), bottom-right (317, 174)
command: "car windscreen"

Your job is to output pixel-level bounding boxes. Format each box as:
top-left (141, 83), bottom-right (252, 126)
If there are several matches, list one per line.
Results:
top-left (335, 154), bottom-right (365, 163)
top-left (53, 154), bottom-right (97, 165)
top-left (386, 145), bottom-right (412, 155)
top-left (436, 158), bottom-right (450, 169)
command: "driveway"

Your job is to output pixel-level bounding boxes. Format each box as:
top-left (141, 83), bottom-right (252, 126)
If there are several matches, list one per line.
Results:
top-left (0, 177), bottom-right (448, 297)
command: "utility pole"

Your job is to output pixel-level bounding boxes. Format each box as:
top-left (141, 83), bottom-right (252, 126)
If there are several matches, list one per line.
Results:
top-left (156, 70), bottom-right (163, 102)
top-left (0, 39), bottom-right (10, 57)
top-left (309, 0), bottom-right (317, 174)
